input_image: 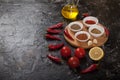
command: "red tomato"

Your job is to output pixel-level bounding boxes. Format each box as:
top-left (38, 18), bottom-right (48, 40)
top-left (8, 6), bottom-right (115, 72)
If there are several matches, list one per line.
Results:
top-left (74, 48), bottom-right (85, 59)
top-left (60, 46), bottom-right (71, 58)
top-left (68, 56), bottom-right (80, 68)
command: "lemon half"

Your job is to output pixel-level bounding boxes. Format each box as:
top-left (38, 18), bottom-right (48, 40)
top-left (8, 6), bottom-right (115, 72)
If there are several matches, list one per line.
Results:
top-left (89, 47), bottom-right (104, 61)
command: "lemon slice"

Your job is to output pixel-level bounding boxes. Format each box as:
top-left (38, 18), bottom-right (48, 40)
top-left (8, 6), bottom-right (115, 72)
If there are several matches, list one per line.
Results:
top-left (89, 47), bottom-right (104, 61)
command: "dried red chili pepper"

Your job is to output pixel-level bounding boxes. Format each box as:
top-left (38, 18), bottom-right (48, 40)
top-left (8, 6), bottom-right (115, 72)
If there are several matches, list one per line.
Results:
top-left (47, 28), bottom-right (62, 34)
top-left (104, 27), bottom-right (110, 37)
top-left (48, 43), bottom-right (64, 50)
top-left (47, 54), bottom-right (62, 63)
top-left (82, 13), bottom-right (89, 17)
top-left (64, 29), bottom-right (74, 41)
top-left (80, 64), bottom-right (98, 74)
top-left (45, 34), bottom-right (61, 40)
top-left (48, 22), bottom-right (63, 29)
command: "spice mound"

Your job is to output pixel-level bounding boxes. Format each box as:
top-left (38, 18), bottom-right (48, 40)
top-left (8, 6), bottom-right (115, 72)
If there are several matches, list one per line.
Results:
top-left (85, 20), bottom-right (96, 25)
top-left (68, 21), bottom-right (83, 32)
top-left (88, 25), bottom-right (105, 37)
top-left (91, 29), bottom-right (101, 34)
top-left (75, 31), bottom-right (90, 42)
top-left (71, 24), bottom-right (81, 30)
top-left (76, 34), bottom-right (88, 40)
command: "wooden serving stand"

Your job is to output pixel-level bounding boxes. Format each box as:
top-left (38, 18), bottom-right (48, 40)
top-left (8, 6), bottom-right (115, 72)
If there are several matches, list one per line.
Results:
top-left (64, 21), bottom-right (108, 49)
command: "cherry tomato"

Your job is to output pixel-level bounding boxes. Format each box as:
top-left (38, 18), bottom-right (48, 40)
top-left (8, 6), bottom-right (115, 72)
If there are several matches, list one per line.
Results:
top-left (68, 56), bottom-right (80, 68)
top-left (74, 48), bottom-right (86, 59)
top-left (60, 46), bottom-right (71, 58)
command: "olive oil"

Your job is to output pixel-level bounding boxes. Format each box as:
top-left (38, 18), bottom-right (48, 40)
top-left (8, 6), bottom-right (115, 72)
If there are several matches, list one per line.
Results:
top-left (61, 4), bottom-right (79, 20)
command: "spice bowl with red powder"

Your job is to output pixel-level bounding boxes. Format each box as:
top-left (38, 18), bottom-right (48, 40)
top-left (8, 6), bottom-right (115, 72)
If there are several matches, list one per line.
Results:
top-left (68, 21), bottom-right (83, 33)
top-left (83, 16), bottom-right (98, 27)
top-left (75, 31), bottom-right (91, 42)
top-left (88, 25), bottom-right (105, 37)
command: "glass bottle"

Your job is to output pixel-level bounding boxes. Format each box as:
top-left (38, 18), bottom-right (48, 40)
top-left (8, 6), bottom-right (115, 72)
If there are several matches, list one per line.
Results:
top-left (61, 0), bottom-right (79, 20)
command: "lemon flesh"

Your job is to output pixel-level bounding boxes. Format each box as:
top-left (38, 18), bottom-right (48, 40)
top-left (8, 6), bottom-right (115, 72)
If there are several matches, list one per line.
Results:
top-left (89, 47), bottom-right (104, 61)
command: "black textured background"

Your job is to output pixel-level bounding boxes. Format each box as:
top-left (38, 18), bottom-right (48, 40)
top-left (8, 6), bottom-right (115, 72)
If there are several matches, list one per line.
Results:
top-left (0, 0), bottom-right (120, 80)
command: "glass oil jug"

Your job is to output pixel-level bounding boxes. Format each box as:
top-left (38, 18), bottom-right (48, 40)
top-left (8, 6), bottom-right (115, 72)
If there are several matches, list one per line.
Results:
top-left (61, 0), bottom-right (79, 20)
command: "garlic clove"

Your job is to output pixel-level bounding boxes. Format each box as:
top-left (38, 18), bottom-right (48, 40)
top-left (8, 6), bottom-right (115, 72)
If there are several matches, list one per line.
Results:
top-left (88, 40), bottom-right (93, 46)
top-left (93, 39), bottom-right (98, 44)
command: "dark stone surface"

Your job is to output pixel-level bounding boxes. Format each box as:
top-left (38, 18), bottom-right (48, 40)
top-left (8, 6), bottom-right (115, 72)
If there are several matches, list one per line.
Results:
top-left (0, 0), bottom-right (120, 80)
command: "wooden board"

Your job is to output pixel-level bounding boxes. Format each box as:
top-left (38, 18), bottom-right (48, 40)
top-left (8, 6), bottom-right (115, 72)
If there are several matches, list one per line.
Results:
top-left (64, 21), bottom-right (108, 49)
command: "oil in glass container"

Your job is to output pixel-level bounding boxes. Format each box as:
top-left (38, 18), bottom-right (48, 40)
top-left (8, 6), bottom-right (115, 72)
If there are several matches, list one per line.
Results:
top-left (61, 0), bottom-right (79, 20)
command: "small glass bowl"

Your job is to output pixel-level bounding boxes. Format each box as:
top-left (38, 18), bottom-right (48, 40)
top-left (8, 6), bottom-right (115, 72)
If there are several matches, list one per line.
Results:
top-left (75, 31), bottom-right (90, 42)
top-left (88, 25), bottom-right (105, 37)
top-left (68, 21), bottom-right (83, 33)
top-left (83, 16), bottom-right (98, 27)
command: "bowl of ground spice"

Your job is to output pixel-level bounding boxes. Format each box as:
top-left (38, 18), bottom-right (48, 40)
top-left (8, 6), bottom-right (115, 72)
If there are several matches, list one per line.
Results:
top-left (83, 16), bottom-right (98, 27)
top-left (75, 31), bottom-right (90, 42)
top-left (88, 25), bottom-right (105, 37)
top-left (68, 21), bottom-right (83, 32)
